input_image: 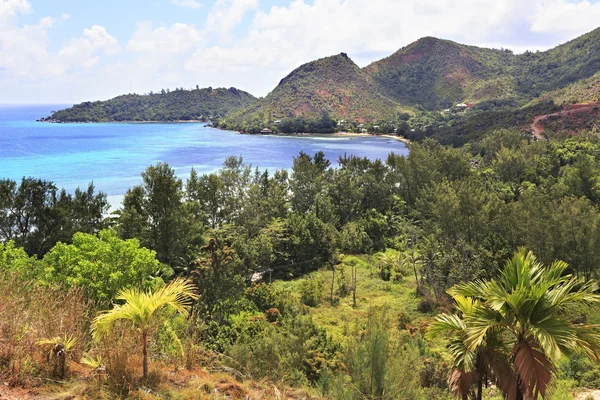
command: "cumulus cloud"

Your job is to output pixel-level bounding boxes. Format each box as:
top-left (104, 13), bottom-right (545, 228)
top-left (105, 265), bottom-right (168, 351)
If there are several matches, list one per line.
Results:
top-left (58, 25), bottom-right (120, 70)
top-left (1, 0), bottom-right (600, 103)
top-left (0, 0), bottom-right (31, 24)
top-left (172, 0), bottom-right (203, 9)
top-left (205, 0), bottom-right (258, 35)
top-left (531, 0), bottom-right (600, 35)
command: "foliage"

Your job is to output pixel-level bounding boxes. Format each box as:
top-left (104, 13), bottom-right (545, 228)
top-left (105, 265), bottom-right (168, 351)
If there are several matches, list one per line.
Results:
top-left (47, 87), bottom-right (256, 122)
top-left (41, 229), bottom-right (169, 304)
top-left (0, 178), bottom-right (107, 256)
top-left (430, 249), bottom-right (600, 399)
top-left (0, 274), bottom-right (88, 385)
top-left (118, 163), bottom-right (205, 270)
top-left (91, 278), bottom-right (198, 379)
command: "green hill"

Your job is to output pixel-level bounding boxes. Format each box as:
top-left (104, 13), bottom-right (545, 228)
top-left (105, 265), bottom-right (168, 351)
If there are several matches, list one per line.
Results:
top-left (364, 27), bottom-right (600, 110)
top-left (364, 37), bottom-right (517, 109)
top-left (45, 87), bottom-right (256, 122)
top-left (530, 71), bottom-right (600, 106)
top-left (515, 27), bottom-right (600, 98)
top-left (225, 53), bottom-right (410, 128)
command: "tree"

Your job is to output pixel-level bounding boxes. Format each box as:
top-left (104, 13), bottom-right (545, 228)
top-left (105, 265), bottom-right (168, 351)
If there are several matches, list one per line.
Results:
top-left (142, 163), bottom-right (184, 265)
top-left (118, 163), bottom-right (203, 269)
top-left (430, 249), bottom-right (600, 400)
top-left (0, 178), bottom-right (107, 256)
top-left (91, 278), bottom-right (198, 379)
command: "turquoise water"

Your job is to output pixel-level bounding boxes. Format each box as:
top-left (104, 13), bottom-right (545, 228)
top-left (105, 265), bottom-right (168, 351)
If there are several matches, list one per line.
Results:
top-left (0, 105), bottom-right (409, 208)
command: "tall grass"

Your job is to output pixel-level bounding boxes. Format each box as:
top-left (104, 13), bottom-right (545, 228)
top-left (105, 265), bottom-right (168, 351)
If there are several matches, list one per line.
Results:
top-left (0, 274), bottom-right (88, 385)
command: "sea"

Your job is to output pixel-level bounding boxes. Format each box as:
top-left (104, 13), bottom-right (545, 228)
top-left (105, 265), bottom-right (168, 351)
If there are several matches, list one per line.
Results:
top-left (0, 104), bottom-right (410, 210)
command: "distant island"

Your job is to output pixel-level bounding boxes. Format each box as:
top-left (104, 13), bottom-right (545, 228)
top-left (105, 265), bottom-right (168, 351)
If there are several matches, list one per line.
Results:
top-left (41, 87), bottom-right (256, 123)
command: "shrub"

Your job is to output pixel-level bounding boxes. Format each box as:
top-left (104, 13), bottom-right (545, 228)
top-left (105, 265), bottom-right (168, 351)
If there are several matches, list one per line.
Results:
top-left (40, 229), bottom-right (171, 304)
top-left (300, 276), bottom-right (323, 307)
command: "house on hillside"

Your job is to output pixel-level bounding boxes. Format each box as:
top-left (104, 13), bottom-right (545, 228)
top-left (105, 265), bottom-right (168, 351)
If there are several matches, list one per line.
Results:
top-left (261, 128), bottom-right (273, 134)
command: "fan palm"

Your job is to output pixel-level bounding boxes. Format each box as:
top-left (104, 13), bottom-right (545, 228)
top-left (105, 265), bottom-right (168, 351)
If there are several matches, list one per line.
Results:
top-left (91, 278), bottom-right (198, 379)
top-left (431, 249), bottom-right (600, 400)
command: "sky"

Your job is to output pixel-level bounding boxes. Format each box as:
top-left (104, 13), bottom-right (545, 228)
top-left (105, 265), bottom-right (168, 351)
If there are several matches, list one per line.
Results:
top-left (1, 0), bottom-right (600, 104)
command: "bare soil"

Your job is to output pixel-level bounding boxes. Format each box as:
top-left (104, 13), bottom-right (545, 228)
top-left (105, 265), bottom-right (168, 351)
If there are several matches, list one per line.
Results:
top-left (531, 103), bottom-right (600, 139)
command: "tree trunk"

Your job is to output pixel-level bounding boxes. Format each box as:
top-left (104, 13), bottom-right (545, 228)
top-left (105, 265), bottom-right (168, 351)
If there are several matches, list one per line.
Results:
top-left (330, 259), bottom-right (335, 305)
top-left (477, 375), bottom-right (483, 400)
top-left (142, 330), bottom-right (148, 380)
top-left (352, 265), bottom-right (357, 308)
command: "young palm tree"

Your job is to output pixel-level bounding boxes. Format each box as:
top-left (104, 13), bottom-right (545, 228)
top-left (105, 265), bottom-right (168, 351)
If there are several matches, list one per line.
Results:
top-left (91, 278), bottom-right (198, 379)
top-left (431, 249), bottom-right (600, 400)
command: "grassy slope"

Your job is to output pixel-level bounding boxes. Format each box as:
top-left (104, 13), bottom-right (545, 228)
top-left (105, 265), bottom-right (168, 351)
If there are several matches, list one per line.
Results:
top-left (229, 53), bottom-right (411, 124)
top-left (2, 250), bottom-right (597, 399)
top-left (272, 251), bottom-right (425, 342)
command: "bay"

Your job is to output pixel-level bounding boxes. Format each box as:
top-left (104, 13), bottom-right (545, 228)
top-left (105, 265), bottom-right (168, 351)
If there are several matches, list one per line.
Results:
top-left (0, 104), bottom-right (409, 209)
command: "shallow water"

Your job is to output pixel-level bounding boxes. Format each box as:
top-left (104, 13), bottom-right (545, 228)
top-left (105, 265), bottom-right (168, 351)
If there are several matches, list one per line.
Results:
top-left (0, 105), bottom-right (409, 208)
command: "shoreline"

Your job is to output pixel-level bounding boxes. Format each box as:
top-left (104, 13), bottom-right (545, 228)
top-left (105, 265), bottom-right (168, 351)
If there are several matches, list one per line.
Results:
top-left (333, 131), bottom-right (410, 144)
top-left (38, 119), bottom-right (208, 124)
top-left (38, 120), bottom-right (411, 145)
top-left (212, 126), bottom-right (411, 145)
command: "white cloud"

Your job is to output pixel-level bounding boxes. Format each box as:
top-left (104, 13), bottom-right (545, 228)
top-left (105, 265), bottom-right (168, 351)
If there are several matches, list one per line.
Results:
top-left (531, 0), bottom-right (600, 35)
top-left (172, 0), bottom-right (203, 9)
top-left (58, 25), bottom-right (121, 69)
top-left (128, 22), bottom-right (204, 54)
top-left (0, 0), bottom-right (31, 24)
top-left (205, 0), bottom-right (258, 35)
top-left (1, 0), bottom-right (600, 103)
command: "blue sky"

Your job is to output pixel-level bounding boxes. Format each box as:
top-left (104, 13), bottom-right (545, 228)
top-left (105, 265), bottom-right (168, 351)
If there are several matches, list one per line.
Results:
top-left (1, 0), bottom-right (600, 103)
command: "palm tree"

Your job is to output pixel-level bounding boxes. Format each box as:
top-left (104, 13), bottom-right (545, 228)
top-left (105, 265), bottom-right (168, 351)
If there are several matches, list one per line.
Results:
top-left (91, 278), bottom-right (198, 379)
top-left (430, 249), bottom-right (600, 400)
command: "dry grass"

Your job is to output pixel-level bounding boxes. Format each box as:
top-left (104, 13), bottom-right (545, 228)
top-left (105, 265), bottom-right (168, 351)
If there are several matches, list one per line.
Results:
top-left (0, 275), bottom-right (89, 386)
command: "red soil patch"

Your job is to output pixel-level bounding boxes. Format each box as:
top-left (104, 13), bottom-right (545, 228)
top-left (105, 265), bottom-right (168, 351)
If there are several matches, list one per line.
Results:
top-left (531, 103), bottom-right (600, 139)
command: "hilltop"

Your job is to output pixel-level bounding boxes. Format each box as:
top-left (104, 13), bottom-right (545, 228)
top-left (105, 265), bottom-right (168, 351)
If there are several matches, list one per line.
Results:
top-left (45, 87), bottom-right (256, 122)
top-left (225, 53), bottom-right (409, 127)
top-left (365, 37), bottom-right (517, 109)
top-left (365, 27), bottom-right (600, 110)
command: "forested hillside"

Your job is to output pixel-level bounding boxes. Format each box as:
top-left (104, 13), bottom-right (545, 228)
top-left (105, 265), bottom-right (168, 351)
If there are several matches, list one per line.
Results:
top-left (364, 37), bottom-right (517, 109)
top-left (365, 27), bottom-right (600, 110)
top-left (45, 87), bottom-right (256, 122)
top-left (4, 130), bottom-right (600, 398)
top-left (220, 53), bottom-right (409, 130)
top-left (215, 27), bottom-right (600, 135)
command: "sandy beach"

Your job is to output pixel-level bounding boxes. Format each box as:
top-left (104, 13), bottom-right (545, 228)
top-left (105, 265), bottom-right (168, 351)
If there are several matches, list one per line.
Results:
top-left (333, 131), bottom-right (411, 144)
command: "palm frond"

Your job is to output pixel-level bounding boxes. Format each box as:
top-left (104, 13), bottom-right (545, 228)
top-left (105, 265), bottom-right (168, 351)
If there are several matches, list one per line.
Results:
top-left (513, 336), bottom-right (555, 399)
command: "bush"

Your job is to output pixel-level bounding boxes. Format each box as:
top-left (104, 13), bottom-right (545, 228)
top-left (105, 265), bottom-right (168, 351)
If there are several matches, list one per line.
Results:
top-left (417, 297), bottom-right (436, 313)
top-left (40, 230), bottom-right (170, 304)
top-left (300, 276), bottom-right (324, 307)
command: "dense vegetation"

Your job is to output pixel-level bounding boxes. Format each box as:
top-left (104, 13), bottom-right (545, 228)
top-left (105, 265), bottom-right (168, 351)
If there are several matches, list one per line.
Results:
top-left (218, 53), bottom-right (409, 132)
top-left (4, 127), bottom-right (600, 398)
top-left (366, 27), bottom-right (600, 110)
top-left (46, 87), bottom-right (256, 122)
